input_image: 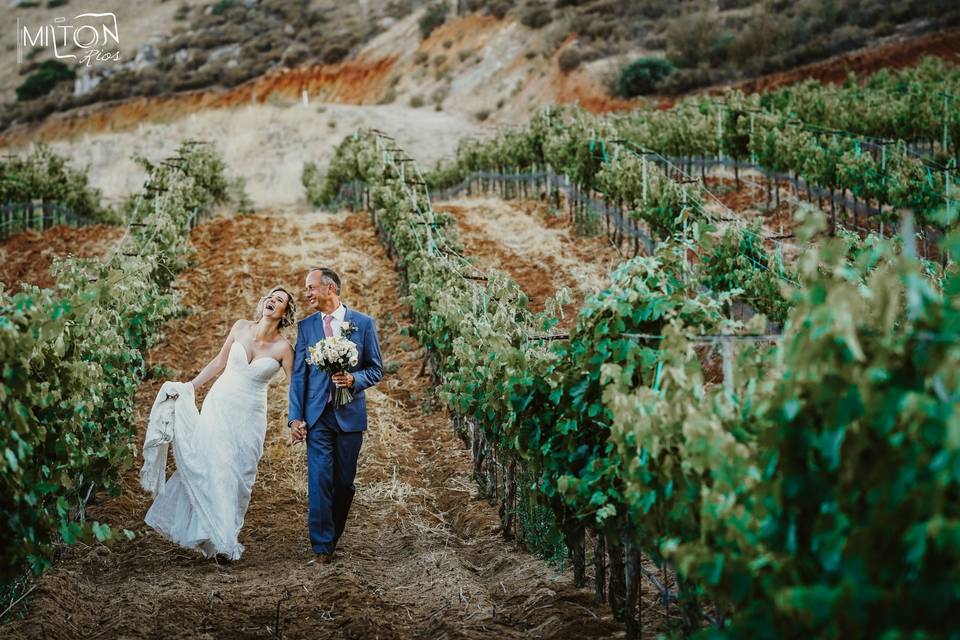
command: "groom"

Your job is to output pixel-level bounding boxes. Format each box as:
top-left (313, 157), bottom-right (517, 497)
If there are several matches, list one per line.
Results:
top-left (288, 267), bottom-right (383, 565)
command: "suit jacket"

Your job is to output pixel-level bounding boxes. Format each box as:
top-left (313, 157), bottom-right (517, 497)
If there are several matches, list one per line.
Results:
top-left (288, 306), bottom-right (383, 432)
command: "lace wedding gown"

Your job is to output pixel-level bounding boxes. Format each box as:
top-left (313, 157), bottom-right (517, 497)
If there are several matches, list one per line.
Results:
top-left (141, 342), bottom-right (281, 560)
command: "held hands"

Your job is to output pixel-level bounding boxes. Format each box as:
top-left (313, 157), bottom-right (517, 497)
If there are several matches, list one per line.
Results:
top-left (288, 373), bottom-right (354, 446)
top-left (288, 420), bottom-right (306, 446)
top-left (331, 371), bottom-right (354, 389)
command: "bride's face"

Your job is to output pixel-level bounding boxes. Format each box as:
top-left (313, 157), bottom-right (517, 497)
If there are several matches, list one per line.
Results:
top-left (262, 290), bottom-right (290, 322)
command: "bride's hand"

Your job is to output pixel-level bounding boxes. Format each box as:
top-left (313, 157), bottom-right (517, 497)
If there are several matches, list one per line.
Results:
top-left (166, 381), bottom-right (197, 401)
top-left (287, 428), bottom-right (303, 446)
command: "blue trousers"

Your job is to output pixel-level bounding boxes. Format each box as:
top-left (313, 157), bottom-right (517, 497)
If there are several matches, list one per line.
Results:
top-left (307, 405), bottom-right (363, 554)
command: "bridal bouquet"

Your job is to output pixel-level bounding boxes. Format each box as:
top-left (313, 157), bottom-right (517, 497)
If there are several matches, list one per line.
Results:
top-left (307, 336), bottom-right (359, 407)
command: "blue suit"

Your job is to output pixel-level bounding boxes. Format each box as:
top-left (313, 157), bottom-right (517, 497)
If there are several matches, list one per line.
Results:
top-left (288, 306), bottom-right (383, 554)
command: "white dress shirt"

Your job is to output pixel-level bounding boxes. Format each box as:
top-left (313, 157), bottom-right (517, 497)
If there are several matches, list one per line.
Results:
top-left (320, 303), bottom-right (347, 337)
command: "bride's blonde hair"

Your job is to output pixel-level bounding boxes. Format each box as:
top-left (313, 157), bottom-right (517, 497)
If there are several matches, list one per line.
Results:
top-left (257, 286), bottom-right (296, 329)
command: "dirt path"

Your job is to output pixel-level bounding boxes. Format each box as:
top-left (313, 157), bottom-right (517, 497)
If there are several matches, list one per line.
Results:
top-left (1, 210), bottom-right (621, 639)
top-left (434, 197), bottom-right (622, 326)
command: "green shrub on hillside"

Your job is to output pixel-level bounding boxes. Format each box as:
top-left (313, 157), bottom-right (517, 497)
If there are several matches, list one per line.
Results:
top-left (16, 60), bottom-right (75, 102)
top-left (666, 8), bottom-right (725, 68)
top-left (419, 2), bottom-right (449, 39)
top-left (520, 2), bottom-right (552, 29)
top-left (616, 57), bottom-right (674, 96)
top-left (211, 0), bottom-right (235, 16)
top-left (467, 0), bottom-right (510, 19)
top-left (557, 47), bottom-right (583, 73)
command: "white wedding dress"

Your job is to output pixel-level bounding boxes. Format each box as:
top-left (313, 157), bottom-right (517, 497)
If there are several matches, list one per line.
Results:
top-left (141, 342), bottom-right (281, 560)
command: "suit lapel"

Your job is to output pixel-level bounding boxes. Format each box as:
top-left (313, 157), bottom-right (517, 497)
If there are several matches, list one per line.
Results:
top-left (307, 312), bottom-right (322, 341)
top-left (302, 313), bottom-right (322, 361)
top-left (342, 308), bottom-right (359, 342)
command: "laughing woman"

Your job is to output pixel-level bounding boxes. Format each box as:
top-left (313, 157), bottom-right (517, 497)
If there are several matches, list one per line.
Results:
top-left (140, 286), bottom-right (296, 561)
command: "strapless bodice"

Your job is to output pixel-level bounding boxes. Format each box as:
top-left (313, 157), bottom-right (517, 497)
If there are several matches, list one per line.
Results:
top-left (222, 341), bottom-right (282, 386)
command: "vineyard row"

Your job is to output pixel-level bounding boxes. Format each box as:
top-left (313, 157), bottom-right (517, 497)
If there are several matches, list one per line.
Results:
top-left (313, 128), bottom-right (959, 638)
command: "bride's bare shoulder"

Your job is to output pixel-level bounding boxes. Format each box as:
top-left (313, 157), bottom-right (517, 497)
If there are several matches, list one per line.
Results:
top-left (270, 338), bottom-right (294, 365)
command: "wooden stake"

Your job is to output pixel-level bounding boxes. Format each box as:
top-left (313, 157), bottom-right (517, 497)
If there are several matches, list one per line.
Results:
top-left (594, 534), bottom-right (606, 604)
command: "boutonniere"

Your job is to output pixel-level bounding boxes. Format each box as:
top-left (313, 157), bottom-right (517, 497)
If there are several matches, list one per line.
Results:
top-left (338, 321), bottom-right (358, 338)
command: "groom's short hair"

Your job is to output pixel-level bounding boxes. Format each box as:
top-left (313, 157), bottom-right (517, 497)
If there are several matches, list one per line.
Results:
top-left (309, 266), bottom-right (341, 295)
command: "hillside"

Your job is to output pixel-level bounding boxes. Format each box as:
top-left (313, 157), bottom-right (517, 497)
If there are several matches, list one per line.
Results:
top-left (37, 101), bottom-right (481, 210)
top-left (2, 1), bottom-right (958, 230)
top-left (3, 0), bottom-right (959, 144)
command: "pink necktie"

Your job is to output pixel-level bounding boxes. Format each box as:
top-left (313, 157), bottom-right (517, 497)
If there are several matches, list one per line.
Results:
top-left (323, 314), bottom-right (334, 338)
top-left (323, 315), bottom-right (334, 401)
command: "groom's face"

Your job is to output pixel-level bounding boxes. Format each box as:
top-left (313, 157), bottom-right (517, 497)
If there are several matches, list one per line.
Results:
top-left (305, 271), bottom-right (335, 312)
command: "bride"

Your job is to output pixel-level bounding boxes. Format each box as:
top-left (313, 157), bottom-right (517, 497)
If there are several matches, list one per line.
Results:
top-left (140, 286), bottom-right (296, 560)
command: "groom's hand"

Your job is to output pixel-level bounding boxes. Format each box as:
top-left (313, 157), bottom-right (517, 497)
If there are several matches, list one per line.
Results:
top-left (332, 372), bottom-right (354, 388)
top-left (288, 420), bottom-right (306, 446)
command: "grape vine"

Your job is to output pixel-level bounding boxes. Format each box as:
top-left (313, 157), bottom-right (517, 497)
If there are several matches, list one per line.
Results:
top-left (0, 141), bottom-right (237, 581)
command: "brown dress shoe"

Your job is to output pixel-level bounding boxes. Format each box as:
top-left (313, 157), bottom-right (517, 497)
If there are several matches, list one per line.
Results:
top-left (312, 553), bottom-right (332, 565)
